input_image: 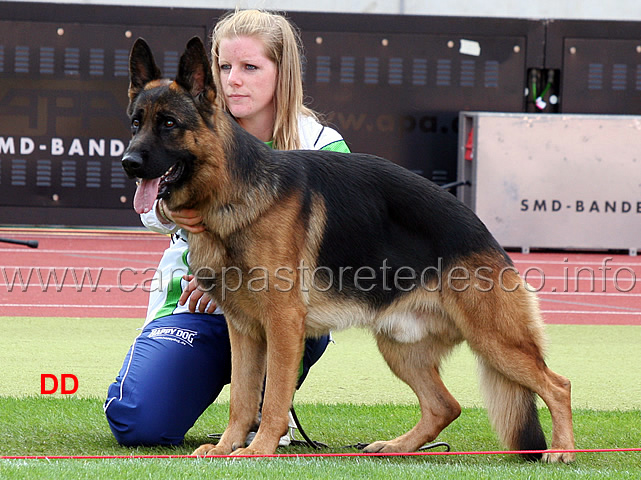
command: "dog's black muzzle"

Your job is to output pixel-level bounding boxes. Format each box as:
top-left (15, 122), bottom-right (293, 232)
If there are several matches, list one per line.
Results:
top-left (121, 150), bottom-right (145, 179)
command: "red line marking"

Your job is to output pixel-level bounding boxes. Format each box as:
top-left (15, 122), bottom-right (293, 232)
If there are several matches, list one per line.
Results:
top-left (2, 448), bottom-right (641, 460)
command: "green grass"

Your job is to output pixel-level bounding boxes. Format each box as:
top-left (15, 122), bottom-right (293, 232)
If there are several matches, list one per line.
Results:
top-left (1, 317), bottom-right (641, 477)
top-left (1, 318), bottom-right (640, 409)
top-left (0, 399), bottom-right (640, 479)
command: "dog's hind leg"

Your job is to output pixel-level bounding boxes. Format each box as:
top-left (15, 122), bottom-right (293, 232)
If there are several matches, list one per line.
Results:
top-left (447, 271), bottom-right (575, 463)
top-left (476, 357), bottom-right (574, 463)
top-left (474, 336), bottom-right (574, 463)
top-left (363, 332), bottom-right (462, 453)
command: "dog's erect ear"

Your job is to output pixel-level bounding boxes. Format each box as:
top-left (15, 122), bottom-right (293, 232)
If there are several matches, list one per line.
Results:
top-left (128, 38), bottom-right (162, 104)
top-left (176, 36), bottom-right (216, 99)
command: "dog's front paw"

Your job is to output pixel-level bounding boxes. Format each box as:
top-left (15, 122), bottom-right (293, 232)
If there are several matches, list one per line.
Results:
top-left (230, 446), bottom-right (270, 456)
top-left (542, 450), bottom-right (576, 464)
top-left (192, 443), bottom-right (223, 456)
top-left (361, 440), bottom-right (405, 453)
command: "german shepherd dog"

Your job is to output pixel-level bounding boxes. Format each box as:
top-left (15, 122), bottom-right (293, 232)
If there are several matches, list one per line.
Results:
top-left (122, 37), bottom-right (574, 462)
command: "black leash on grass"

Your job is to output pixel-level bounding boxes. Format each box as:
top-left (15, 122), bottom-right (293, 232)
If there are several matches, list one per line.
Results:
top-left (289, 406), bottom-right (451, 453)
top-left (206, 406), bottom-right (451, 453)
top-left (288, 405), bottom-right (327, 449)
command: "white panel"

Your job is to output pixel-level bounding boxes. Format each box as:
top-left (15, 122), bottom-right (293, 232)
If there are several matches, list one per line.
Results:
top-left (458, 112), bottom-right (641, 254)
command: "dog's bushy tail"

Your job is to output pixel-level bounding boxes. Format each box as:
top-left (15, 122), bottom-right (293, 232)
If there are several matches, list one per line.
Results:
top-left (478, 360), bottom-right (547, 461)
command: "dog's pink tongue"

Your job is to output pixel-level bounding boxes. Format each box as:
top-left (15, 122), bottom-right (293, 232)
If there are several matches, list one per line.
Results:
top-left (133, 178), bottom-right (162, 214)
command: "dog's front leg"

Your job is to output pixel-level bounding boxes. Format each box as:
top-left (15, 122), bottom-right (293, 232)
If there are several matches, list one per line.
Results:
top-left (233, 307), bottom-right (305, 456)
top-left (193, 320), bottom-right (266, 456)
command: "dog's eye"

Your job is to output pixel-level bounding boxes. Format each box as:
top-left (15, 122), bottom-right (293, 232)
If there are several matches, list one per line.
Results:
top-left (131, 119), bottom-right (140, 133)
top-left (164, 119), bottom-right (175, 129)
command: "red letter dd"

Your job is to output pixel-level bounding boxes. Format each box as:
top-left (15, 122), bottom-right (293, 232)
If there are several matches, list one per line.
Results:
top-left (41, 374), bottom-right (58, 394)
top-left (61, 374), bottom-right (79, 394)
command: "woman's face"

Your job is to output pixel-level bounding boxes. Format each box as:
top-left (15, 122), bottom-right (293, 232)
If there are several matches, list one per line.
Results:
top-left (217, 35), bottom-right (278, 133)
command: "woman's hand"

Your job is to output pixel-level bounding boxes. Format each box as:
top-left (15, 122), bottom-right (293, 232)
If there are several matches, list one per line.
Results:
top-left (158, 200), bottom-right (206, 233)
top-left (179, 275), bottom-right (218, 313)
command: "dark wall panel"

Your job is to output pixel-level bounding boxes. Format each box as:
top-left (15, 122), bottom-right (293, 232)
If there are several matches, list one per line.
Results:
top-left (545, 19), bottom-right (641, 114)
top-left (301, 30), bottom-right (529, 179)
top-left (0, 3), bottom-right (638, 226)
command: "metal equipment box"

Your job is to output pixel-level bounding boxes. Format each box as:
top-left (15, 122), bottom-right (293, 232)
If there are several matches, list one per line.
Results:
top-left (457, 112), bottom-right (641, 255)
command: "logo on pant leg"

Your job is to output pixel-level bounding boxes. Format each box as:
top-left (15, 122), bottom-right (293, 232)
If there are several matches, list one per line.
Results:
top-left (147, 327), bottom-right (198, 347)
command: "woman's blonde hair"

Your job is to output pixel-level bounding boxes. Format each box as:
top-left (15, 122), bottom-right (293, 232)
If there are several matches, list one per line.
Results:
top-left (211, 9), bottom-right (316, 150)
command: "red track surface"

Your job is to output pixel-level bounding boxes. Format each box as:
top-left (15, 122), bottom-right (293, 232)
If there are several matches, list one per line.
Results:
top-left (0, 228), bottom-right (167, 319)
top-left (1, 228), bottom-right (640, 325)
